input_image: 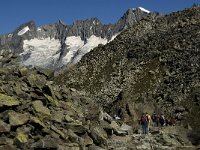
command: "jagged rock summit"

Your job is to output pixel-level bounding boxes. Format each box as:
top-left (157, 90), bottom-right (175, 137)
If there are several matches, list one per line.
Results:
top-left (0, 7), bottom-right (153, 69)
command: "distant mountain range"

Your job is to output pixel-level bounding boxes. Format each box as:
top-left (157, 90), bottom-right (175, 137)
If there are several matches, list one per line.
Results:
top-left (0, 7), bottom-right (156, 69)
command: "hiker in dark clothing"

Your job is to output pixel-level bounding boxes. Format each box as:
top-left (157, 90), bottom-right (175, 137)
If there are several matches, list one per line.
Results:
top-left (152, 112), bottom-right (159, 127)
top-left (140, 113), bottom-right (149, 134)
top-left (159, 114), bottom-right (165, 126)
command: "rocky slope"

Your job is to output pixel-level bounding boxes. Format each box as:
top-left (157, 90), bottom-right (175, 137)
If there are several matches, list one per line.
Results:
top-left (0, 7), bottom-right (152, 69)
top-left (56, 5), bottom-right (200, 145)
top-left (0, 49), bottom-right (197, 150)
top-left (1, 5), bottom-right (200, 150)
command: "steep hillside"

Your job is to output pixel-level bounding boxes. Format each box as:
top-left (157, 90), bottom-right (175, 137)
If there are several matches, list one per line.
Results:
top-left (0, 44), bottom-right (196, 150)
top-left (57, 5), bottom-right (200, 132)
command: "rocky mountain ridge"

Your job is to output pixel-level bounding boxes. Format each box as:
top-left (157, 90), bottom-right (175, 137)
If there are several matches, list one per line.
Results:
top-left (56, 5), bottom-right (200, 142)
top-left (0, 7), bottom-right (153, 69)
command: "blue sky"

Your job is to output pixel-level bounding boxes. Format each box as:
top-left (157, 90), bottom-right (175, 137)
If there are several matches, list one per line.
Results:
top-left (0, 0), bottom-right (199, 34)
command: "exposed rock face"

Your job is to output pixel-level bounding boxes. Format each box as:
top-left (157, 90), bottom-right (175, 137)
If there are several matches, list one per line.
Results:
top-left (0, 51), bottom-right (100, 149)
top-left (0, 7), bottom-right (152, 69)
top-left (57, 5), bottom-right (200, 138)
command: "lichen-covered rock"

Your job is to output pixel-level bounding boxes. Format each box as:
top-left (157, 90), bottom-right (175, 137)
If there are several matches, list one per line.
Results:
top-left (0, 144), bottom-right (16, 150)
top-left (27, 73), bottom-right (47, 88)
top-left (90, 126), bottom-right (108, 146)
top-left (88, 145), bottom-right (105, 150)
top-left (0, 137), bottom-right (13, 145)
top-left (51, 110), bottom-right (64, 123)
top-left (18, 66), bottom-right (28, 76)
top-left (65, 114), bottom-right (74, 122)
top-left (15, 131), bottom-right (28, 144)
top-left (32, 100), bottom-right (51, 117)
top-left (82, 133), bottom-right (93, 146)
top-left (44, 94), bottom-right (59, 106)
top-left (0, 93), bottom-right (20, 107)
top-left (8, 111), bottom-right (29, 126)
top-left (0, 120), bottom-right (10, 133)
top-left (31, 136), bottom-right (59, 149)
top-left (50, 125), bottom-right (66, 139)
top-left (30, 116), bottom-right (46, 128)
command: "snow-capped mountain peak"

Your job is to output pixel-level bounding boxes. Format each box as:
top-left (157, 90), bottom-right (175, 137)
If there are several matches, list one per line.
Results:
top-left (0, 7), bottom-right (155, 69)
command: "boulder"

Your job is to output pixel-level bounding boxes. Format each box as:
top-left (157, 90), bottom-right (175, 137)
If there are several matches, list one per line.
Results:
top-left (18, 66), bottom-right (28, 76)
top-left (58, 143), bottom-right (80, 150)
top-left (30, 116), bottom-right (46, 128)
top-left (88, 145), bottom-right (105, 150)
top-left (99, 109), bottom-right (113, 123)
top-left (8, 111), bottom-right (29, 126)
top-left (109, 121), bottom-right (128, 136)
top-left (15, 131), bottom-right (28, 144)
top-left (51, 111), bottom-right (64, 123)
top-left (0, 120), bottom-right (10, 133)
top-left (31, 136), bottom-right (59, 149)
top-left (59, 101), bottom-right (77, 116)
top-left (0, 93), bottom-right (20, 107)
top-left (0, 137), bottom-right (13, 145)
top-left (0, 68), bottom-right (9, 75)
top-left (50, 125), bottom-right (66, 139)
top-left (90, 126), bottom-right (108, 146)
top-left (13, 86), bottom-right (27, 98)
top-left (0, 145), bottom-right (16, 150)
top-left (44, 94), bottom-right (59, 106)
top-left (68, 129), bottom-right (79, 143)
top-left (27, 73), bottom-right (46, 88)
top-left (187, 130), bottom-right (200, 145)
top-left (65, 114), bottom-right (74, 122)
top-left (32, 100), bottom-right (51, 117)
top-left (66, 122), bottom-right (88, 134)
top-left (120, 123), bottom-right (133, 135)
top-left (82, 133), bottom-right (93, 146)
top-left (175, 106), bottom-right (186, 113)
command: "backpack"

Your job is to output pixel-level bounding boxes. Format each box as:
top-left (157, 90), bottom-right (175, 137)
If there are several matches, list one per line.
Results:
top-left (152, 114), bottom-right (157, 122)
top-left (141, 115), bottom-right (148, 124)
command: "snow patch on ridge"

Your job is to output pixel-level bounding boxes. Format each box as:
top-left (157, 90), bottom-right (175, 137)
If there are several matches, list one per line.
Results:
top-left (63, 35), bottom-right (107, 64)
top-left (62, 36), bottom-right (84, 64)
top-left (21, 37), bottom-right (61, 67)
top-left (73, 35), bottom-right (108, 63)
top-left (138, 7), bottom-right (150, 13)
top-left (18, 26), bottom-right (30, 36)
top-left (109, 33), bottom-right (120, 42)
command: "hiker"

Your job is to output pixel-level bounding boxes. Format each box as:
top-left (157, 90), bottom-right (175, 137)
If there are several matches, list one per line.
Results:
top-left (146, 112), bottom-right (151, 131)
top-left (151, 112), bottom-right (160, 127)
top-left (152, 112), bottom-right (158, 127)
top-left (140, 113), bottom-right (149, 134)
top-left (159, 114), bottom-right (165, 126)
